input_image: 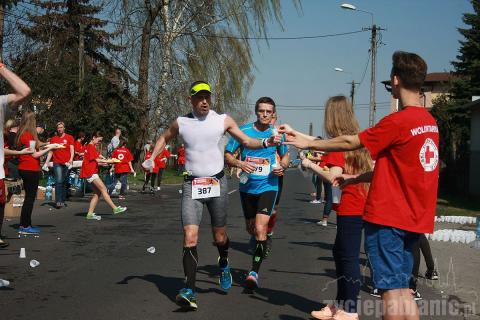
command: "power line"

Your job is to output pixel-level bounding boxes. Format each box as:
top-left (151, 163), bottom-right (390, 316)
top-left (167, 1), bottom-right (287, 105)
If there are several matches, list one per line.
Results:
top-left (15, 2), bottom-right (368, 41)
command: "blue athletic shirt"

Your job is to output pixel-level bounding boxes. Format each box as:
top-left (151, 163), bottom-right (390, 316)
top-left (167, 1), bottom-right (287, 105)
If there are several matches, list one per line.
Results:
top-left (225, 123), bottom-right (288, 194)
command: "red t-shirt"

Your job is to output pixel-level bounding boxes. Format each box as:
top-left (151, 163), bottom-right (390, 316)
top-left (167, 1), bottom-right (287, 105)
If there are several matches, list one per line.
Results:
top-left (80, 143), bottom-right (100, 178)
top-left (3, 134), bottom-right (10, 176)
top-left (156, 149), bottom-right (171, 169)
top-left (50, 133), bottom-right (74, 164)
top-left (74, 140), bottom-right (85, 160)
top-left (323, 151), bottom-right (368, 216)
top-left (177, 147), bottom-right (186, 165)
top-left (112, 146), bottom-right (133, 174)
top-left (18, 132), bottom-right (40, 171)
top-left (358, 106), bottom-right (439, 233)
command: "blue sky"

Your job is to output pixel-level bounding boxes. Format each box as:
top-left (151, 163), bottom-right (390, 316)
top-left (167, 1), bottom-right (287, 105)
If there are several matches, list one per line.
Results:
top-left (246, 0), bottom-right (474, 136)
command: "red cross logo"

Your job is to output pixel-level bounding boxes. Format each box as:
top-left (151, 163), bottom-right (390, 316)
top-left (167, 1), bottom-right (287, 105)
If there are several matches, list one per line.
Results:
top-left (425, 146), bottom-right (435, 164)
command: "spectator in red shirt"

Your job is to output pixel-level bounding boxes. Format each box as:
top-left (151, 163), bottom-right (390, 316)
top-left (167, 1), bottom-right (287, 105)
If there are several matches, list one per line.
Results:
top-left (79, 131), bottom-right (127, 220)
top-left (297, 96), bottom-right (373, 319)
top-left (176, 143), bottom-right (186, 175)
top-left (281, 52), bottom-right (438, 320)
top-left (15, 111), bottom-right (57, 235)
top-left (142, 145), bottom-right (157, 193)
top-left (74, 131), bottom-right (86, 160)
top-left (44, 122), bottom-right (74, 209)
top-left (108, 138), bottom-right (135, 199)
top-left (154, 145), bottom-right (171, 190)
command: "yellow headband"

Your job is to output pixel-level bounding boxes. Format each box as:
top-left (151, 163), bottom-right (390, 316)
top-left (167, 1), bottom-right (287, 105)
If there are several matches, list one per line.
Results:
top-left (190, 83), bottom-right (211, 96)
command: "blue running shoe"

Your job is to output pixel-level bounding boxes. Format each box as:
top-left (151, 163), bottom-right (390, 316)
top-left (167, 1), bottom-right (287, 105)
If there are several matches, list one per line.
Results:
top-left (219, 260), bottom-right (232, 290)
top-left (175, 288), bottom-right (198, 310)
top-left (245, 271), bottom-right (259, 290)
top-left (18, 226), bottom-right (40, 235)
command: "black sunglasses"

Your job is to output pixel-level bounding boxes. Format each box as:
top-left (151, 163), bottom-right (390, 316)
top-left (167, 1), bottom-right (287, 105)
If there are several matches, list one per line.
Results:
top-left (384, 83), bottom-right (392, 93)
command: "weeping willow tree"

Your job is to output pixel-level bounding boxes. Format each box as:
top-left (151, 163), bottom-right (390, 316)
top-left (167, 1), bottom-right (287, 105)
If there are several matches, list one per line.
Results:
top-left (108, 0), bottom-right (300, 151)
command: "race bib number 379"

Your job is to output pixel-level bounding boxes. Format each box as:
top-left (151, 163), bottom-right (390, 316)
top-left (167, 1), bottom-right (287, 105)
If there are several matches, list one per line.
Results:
top-left (192, 177), bottom-right (221, 199)
top-left (246, 156), bottom-right (270, 176)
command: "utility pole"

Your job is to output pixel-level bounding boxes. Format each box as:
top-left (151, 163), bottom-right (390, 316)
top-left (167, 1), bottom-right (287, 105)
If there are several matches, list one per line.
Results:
top-left (79, 24), bottom-right (85, 94)
top-left (368, 25), bottom-right (377, 127)
top-left (367, 24), bottom-right (384, 127)
top-left (350, 80), bottom-right (356, 107)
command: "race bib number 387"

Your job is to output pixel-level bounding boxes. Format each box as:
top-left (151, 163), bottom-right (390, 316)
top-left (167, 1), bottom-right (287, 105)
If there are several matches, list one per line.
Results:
top-left (192, 177), bottom-right (221, 199)
top-left (246, 156), bottom-right (270, 176)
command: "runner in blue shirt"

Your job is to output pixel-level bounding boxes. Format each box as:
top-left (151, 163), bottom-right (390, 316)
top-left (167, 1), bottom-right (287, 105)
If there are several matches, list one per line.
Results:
top-left (225, 96), bottom-right (288, 290)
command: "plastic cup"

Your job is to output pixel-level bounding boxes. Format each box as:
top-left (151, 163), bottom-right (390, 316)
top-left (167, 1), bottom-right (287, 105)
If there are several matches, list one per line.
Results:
top-left (147, 246), bottom-right (156, 254)
top-left (19, 248), bottom-right (26, 259)
top-left (0, 279), bottom-right (10, 287)
top-left (332, 186), bottom-right (342, 204)
top-left (29, 140), bottom-right (36, 150)
top-left (29, 259), bottom-right (40, 268)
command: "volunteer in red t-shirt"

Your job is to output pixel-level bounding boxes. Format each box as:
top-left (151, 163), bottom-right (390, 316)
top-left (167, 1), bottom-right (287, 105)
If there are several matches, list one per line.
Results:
top-left (154, 146), bottom-right (171, 190)
top-left (44, 122), bottom-right (74, 208)
top-left (142, 146), bottom-right (157, 192)
top-left (15, 111), bottom-right (57, 235)
top-left (0, 64), bottom-right (34, 246)
top-left (108, 138), bottom-right (135, 199)
top-left (74, 131), bottom-right (86, 160)
top-left (79, 131), bottom-right (127, 220)
top-left (176, 144), bottom-right (186, 175)
top-left (297, 96), bottom-right (373, 319)
top-left (281, 52), bottom-right (438, 320)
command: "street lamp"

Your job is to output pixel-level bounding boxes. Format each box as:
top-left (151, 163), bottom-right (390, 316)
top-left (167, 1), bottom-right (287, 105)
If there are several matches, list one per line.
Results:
top-left (341, 3), bottom-right (382, 127)
top-left (334, 67), bottom-right (358, 108)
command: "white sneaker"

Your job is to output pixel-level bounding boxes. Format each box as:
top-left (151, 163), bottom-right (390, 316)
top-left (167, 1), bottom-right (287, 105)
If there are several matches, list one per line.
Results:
top-left (316, 220), bottom-right (328, 226)
top-left (156, 187), bottom-right (161, 191)
top-left (310, 199), bottom-right (321, 204)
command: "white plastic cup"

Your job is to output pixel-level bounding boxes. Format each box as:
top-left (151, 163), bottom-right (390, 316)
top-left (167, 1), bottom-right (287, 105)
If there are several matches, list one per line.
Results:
top-left (147, 246), bottom-right (156, 254)
top-left (0, 279), bottom-right (10, 287)
top-left (29, 259), bottom-right (40, 268)
top-left (142, 159), bottom-right (153, 170)
top-left (19, 248), bottom-right (26, 259)
top-left (29, 140), bottom-right (36, 150)
top-left (332, 186), bottom-right (342, 204)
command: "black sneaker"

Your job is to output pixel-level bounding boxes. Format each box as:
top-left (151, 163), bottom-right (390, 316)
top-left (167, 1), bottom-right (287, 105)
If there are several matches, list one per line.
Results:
top-left (425, 269), bottom-right (439, 280)
top-left (412, 290), bottom-right (422, 301)
top-left (370, 288), bottom-right (381, 298)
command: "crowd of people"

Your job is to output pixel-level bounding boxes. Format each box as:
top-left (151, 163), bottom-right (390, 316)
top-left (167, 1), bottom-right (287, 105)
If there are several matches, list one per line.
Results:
top-left (0, 50), bottom-right (441, 320)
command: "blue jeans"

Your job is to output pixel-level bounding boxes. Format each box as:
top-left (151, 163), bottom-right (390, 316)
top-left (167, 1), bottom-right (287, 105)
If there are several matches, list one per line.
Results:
top-left (333, 215), bottom-right (363, 313)
top-left (53, 164), bottom-right (69, 203)
top-left (323, 182), bottom-right (332, 218)
top-left (108, 173), bottom-right (128, 195)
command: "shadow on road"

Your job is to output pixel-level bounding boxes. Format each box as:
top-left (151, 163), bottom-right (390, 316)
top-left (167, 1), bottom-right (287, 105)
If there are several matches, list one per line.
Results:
top-left (249, 286), bottom-right (325, 314)
top-left (269, 267), bottom-right (336, 278)
top-left (229, 240), bottom-right (252, 256)
top-left (290, 241), bottom-right (333, 251)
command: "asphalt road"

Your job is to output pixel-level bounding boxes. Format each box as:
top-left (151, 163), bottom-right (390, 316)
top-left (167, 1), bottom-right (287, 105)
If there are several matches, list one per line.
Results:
top-left (0, 170), bottom-right (466, 319)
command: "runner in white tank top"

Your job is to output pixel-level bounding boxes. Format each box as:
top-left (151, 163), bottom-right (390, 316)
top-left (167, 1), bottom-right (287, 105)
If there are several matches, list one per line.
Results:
top-left (143, 81), bottom-right (280, 310)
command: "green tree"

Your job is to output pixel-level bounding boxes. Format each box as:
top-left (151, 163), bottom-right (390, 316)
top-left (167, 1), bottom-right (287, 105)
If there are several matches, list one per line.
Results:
top-left (12, 0), bottom-right (139, 142)
top-left (431, 0), bottom-right (480, 193)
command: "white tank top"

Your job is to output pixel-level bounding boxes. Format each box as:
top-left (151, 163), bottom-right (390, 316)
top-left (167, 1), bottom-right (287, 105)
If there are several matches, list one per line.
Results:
top-left (177, 110), bottom-right (227, 177)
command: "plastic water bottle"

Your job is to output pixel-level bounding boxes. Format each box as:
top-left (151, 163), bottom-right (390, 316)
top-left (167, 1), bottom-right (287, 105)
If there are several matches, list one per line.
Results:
top-left (45, 186), bottom-right (53, 201)
top-left (239, 172), bottom-right (249, 184)
top-left (472, 218), bottom-right (480, 249)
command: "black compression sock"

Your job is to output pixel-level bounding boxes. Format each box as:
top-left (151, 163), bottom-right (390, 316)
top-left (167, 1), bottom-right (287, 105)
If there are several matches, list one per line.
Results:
top-left (216, 238), bottom-right (230, 268)
top-left (252, 240), bottom-right (267, 273)
top-left (183, 246), bottom-right (198, 291)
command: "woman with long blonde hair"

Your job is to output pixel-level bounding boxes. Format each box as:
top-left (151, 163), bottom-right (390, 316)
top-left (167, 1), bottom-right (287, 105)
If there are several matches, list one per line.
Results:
top-left (284, 95), bottom-right (372, 320)
top-left (16, 111), bottom-right (57, 235)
